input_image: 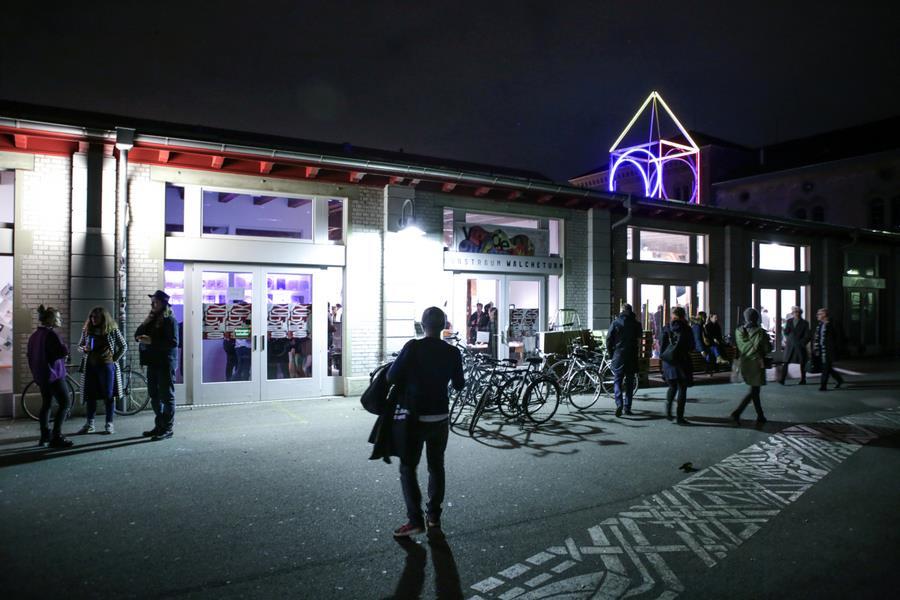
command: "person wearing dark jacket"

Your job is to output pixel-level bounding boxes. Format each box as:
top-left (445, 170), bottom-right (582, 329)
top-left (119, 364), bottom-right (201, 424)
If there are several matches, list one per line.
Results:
top-left (690, 311), bottom-right (712, 373)
top-left (606, 304), bottom-right (642, 417)
top-left (704, 313), bottom-right (729, 366)
top-left (135, 290), bottom-right (179, 441)
top-left (731, 308), bottom-right (772, 425)
top-left (779, 306), bottom-right (810, 385)
top-left (815, 307), bottom-right (844, 391)
top-left (660, 306), bottom-right (695, 424)
top-left (26, 305), bottom-right (74, 448)
top-left (387, 307), bottom-right (465, 538)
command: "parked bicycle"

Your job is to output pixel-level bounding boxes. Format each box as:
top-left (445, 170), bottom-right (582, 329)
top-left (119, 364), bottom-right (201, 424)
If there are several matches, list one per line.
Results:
top-left (20, 362), bottom-right (150, 421)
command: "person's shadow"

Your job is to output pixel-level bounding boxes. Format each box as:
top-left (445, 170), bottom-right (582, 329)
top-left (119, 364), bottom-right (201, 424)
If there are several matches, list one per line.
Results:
top-left (386, 530), bottom-right (463, 599)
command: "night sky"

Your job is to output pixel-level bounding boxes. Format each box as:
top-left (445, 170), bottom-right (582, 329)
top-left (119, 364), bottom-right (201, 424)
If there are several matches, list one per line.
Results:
top-left (1, 2), bottom-right (898, 181)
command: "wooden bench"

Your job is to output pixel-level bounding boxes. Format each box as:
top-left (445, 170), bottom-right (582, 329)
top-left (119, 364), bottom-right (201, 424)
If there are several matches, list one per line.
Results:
top-left (650, 345), bottom-right (736, 375)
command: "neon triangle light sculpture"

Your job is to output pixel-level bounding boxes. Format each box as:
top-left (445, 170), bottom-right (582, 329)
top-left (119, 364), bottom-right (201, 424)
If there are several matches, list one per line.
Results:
top-left (608, 91), bottom-right (701, 204)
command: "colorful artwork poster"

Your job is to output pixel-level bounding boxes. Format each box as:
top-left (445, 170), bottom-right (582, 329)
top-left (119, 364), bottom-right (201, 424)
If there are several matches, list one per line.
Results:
top-left (268, 303), bottom-right (311, 339)
top-left (508, 308), bottom-right (539, 340)
top-left (202, 303), bottom-right (252, 340)
top-left (454, 222), bottom-right (548, 256)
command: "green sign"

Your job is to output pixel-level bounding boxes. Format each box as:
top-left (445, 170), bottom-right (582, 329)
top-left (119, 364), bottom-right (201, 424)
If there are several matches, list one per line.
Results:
top-left (233, 327), bottom-right (252, 338)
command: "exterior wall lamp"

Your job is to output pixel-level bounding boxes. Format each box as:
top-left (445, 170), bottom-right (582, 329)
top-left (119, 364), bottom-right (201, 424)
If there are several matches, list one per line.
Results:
top-left (398, 198), bottom-right (425, 236)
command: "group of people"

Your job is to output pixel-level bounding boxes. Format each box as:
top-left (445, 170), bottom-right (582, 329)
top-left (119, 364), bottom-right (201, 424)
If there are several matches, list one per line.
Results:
top-left (606, 303), bottom-right (847, 425)
top-left (466, 302), bottom-right (499, 356)
top-left (26, 289), bottom-right (181, 447)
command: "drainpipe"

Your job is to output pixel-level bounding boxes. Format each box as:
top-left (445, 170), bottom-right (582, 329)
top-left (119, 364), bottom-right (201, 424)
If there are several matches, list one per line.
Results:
top-left (115, 128), bottom-right (135, 342)
top-left (610, 196), bottom-right (633, 318)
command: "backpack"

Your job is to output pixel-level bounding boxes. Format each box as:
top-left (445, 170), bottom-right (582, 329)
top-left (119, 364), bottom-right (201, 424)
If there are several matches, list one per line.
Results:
top-left (660, 328), bottom-right (680, 363)
top-left (360, 362), bottom-right (392, 415)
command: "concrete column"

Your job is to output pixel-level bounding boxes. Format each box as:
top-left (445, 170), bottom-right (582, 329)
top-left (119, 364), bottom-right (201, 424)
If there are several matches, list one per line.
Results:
top-left (587, 208), bottom-right (612, 329)
top-left (70, 146), bottom-right (117, 344)
top-left (723, 225), bottom-right (751, 334)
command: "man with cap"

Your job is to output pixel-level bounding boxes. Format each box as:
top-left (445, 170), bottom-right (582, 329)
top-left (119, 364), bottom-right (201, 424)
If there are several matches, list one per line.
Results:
top-left (135, 290), bottom-right (180, 440)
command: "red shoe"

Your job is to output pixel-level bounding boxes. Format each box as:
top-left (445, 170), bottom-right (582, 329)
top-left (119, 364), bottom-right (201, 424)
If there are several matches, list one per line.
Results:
top-left (393, 522), bottom-right (425, 537)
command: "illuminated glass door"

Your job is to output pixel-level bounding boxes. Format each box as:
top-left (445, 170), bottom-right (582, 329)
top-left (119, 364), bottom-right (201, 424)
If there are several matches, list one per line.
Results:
top-left (192, 264), bottom-right (343, 403)
top-left (452, 274), bottom-right (545, 364)
top-left (754, 287), bottom-right (799, 353)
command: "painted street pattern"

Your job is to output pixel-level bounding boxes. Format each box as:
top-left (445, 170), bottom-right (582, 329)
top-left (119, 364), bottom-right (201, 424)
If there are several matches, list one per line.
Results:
top-left (468, 407), bottom-right (900, 600)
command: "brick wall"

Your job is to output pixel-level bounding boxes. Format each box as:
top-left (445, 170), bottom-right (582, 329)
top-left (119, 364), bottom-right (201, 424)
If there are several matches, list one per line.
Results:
top-left (13, 154), bottom-right (72, 394)
top-left (345, 185), bottom-right (384, 388)
top-left (123, 162), bottom-right (165, 369)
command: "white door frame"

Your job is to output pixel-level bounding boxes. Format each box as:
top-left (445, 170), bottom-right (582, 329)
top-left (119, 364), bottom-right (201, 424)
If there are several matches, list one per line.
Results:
top-left (189, 263), bottom-right (342, 404)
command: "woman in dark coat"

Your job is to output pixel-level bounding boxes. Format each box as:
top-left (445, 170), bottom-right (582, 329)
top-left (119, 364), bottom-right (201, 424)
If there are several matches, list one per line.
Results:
top-left (779, 306), bottom-right (810, 385)
top-left (660, 306), bottom-right (695, 424)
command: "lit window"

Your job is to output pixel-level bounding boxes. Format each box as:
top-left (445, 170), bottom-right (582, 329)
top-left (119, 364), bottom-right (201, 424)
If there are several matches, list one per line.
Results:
top-left (165, 183), bottom-right (184, 233)
top-left (758, 243), bottom-right (795, 271)
top-left (202, 190), bottom-right (313, 240)
top-left (639, 230), bottom-right (690, 263)
top-left (626, 227), bottom-right (633, 260)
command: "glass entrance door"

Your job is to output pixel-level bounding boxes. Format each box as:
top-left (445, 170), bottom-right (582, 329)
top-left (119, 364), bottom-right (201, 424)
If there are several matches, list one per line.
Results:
top-left (451, 274), bottom-right (545, 363)
top-left (635, 281), bottom-right (696, 358)
top-left (755, 287), bottom-right (799, 354)
top-left (192, 264), bottom-right (342, 404)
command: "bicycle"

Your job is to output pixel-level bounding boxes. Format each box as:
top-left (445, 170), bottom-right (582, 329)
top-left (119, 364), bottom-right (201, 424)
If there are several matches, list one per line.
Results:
top-left (20, 362), bottom-right (151, 421)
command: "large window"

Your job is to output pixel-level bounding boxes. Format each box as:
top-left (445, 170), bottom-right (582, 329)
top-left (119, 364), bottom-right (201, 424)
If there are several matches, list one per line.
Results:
top-left (754, 241), bottom-right (809, 272)
top-left (444, 209), bottom-right (561, 256)
top-left (845, 251), bottom-right (878, 277)
top-left (202, 190), bottom-right (313, 240)
top-left (627, 227), bottom-right (705, 264)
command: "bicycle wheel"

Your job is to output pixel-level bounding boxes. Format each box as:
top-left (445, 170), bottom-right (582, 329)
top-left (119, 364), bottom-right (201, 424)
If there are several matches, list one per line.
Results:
top-left (546, 359), bottom-right (572, 384)
top-left (468, 387), bottom-right (493, 435)
top-left (566, 367), bottom-right (601, 410)
top-left (599, 364), bottom-right (616, 397)
top-left (115, 369), bottom-right (150, 415)
top-left (497, 375), bottom-right (524, 419)
top-left (449, 386), bottom-right (467, 426)
top-left (20, 378), bottom-right (76, 422)
top-left (523, 376), bottom-right (560, 424)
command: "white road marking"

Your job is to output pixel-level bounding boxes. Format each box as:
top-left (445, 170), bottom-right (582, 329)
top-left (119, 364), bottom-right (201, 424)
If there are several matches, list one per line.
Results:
top-left (468, 407), bottom-right (900, 599)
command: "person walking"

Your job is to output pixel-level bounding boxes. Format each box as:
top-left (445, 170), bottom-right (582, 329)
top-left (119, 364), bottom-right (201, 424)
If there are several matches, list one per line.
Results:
top-left (779, 306), bottom-right (810, 385)
top-left (135, 290), bottom-right (179, 441)
top-left (606, 303), bottom-right (642, 417)
top-left (77, 307), bottom-right (127, 435)
top-left (660, 306), bottom-right (695, 424)
top-left (388, 307), bottom-right (465, 537)
top-left (26, 305), bottom-right (74, 447)
top-left (815, 307), bottom-right (845, 391)
top-left (730, 308), bottom-right (772, 425)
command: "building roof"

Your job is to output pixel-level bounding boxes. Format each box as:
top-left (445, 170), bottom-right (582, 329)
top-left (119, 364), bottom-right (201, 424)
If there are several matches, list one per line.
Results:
top-left (0, 99), bottom-right (554, 183)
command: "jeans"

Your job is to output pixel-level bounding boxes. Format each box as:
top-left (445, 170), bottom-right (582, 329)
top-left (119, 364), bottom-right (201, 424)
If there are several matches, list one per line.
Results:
top-left (613, 371), bottom-right (635, 408)
top-left (147, 365), bottom-right (176, 432)
top-left (39, 379), bottom-right (71, 437)
top-left (820, 361), bottom-right (844, 389)
top-left (85, 363), bottom-right (116, 424)
top-left (399, 419), bottom-right (449, 526)
top-left (733, 385), bottom-right (764, 419)
top-left (666, 381), bottom-right (687, 419)
top-left (235, 347), bottom-right (251, 381)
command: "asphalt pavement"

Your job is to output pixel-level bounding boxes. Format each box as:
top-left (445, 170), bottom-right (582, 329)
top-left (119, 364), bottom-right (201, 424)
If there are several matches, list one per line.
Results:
top-left (1, 360), bottom-right (898, 599)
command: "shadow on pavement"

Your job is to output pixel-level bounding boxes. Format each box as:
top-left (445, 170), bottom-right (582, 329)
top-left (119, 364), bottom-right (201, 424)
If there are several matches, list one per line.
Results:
top-left (0, 436), bottom-right (151, 467)
top-left (456, 410), bottom-right (628, 456)
top-left (386, 529), bottom-right (463, 600)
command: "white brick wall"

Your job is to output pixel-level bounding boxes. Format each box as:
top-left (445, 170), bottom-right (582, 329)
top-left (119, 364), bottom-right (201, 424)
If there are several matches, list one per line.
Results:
top-left (14, 154), bottom-right (72, 391)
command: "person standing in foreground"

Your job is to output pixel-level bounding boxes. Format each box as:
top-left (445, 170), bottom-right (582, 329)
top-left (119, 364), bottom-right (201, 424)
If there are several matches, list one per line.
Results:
top-left (388, 307), bottom-right (465, 537)
top-left (606, 304), bottom-right (642, 417)
top-left (815, 307), bottom-right (845, 391)
top-left (731, 308), bottom-right (772, 425)
top-left (660, 306), bottom-right (695, 424)
top-left (135, 290), bottom-right (179, 441)
top-left (77, 307), bottom-right (127, 435)
top-left (780, 306), bottom-right (810, 385)
top-left (26, 305), bottom-right (74, 447)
